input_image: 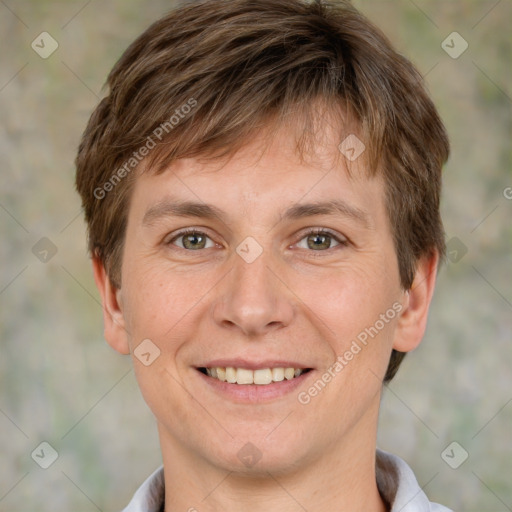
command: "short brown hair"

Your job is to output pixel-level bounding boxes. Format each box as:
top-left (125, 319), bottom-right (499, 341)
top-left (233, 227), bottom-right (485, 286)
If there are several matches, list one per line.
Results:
top-left (75, 0), bottom-right (449, 381)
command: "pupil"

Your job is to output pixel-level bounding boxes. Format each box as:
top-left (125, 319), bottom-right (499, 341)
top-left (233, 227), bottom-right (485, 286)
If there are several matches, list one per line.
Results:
top-left (308, 233), bottom-right (330, 250)
top-left (185, 233), bottom-right (204, 249)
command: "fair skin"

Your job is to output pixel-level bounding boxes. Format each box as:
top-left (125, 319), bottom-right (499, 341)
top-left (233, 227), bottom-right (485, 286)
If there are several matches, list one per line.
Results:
top-left (93, 118), bottom-right (438, 512)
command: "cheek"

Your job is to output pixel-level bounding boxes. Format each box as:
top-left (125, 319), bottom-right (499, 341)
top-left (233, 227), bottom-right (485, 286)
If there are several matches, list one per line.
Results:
top-left (300, 264), bottom-right (395, 331)
top-left (121, 260), bottom-right (188, 335)
top-left (130, 358), bottom-right (196, 446)
top-left (293, 259), bottom-right (401, 386)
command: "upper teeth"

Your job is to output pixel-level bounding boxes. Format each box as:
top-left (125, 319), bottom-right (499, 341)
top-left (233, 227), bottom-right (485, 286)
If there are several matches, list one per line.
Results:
top-left (205, 367), bottom-right (304, 385)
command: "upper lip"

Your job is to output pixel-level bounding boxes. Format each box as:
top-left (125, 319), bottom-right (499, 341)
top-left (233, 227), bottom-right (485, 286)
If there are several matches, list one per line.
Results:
top-left (197, 359), bottom-right (313, 370)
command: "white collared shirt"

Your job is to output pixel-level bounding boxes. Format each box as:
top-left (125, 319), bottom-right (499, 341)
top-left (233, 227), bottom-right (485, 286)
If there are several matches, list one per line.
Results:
top-left (121, 449), bottom-right (454, 512)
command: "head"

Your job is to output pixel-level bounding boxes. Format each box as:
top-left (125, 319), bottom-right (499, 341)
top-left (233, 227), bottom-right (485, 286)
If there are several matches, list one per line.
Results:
top-left (76, 0), bottom-right (449, 476)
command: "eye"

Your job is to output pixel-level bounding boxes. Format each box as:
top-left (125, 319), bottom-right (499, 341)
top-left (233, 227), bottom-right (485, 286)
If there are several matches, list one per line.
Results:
top-left (295, 228), bottom-right (348, 252)
top-left (168, 229), bottom-right (216, 250)
top-left (166, 227), bottom-right (348, 253)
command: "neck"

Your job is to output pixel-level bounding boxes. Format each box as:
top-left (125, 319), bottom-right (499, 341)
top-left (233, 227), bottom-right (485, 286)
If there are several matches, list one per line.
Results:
top-left (158, 400), bottom-right (388, 512)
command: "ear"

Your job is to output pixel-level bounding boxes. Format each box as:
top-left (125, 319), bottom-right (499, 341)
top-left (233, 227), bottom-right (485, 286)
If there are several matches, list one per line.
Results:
top-left (392, 250), bottom-right (439, 353)
top-left (92, 257), bottom-right (130, 355)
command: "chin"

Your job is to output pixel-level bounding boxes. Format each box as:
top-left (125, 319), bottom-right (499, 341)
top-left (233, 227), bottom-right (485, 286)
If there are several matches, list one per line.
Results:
top-left (202, 428), bottom-right (313, 477)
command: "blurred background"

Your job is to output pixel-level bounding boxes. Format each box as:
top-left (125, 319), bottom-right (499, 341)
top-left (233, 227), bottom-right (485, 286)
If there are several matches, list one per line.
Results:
top-left (0, 0), bottom-right (510, 510)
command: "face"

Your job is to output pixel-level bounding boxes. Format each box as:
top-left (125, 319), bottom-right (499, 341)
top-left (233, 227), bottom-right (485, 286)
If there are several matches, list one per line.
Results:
top-left (98, 119), bottom-right (431, 477)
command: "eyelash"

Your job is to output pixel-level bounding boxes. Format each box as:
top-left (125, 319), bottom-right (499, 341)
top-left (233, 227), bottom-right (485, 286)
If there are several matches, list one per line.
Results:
top-left (166, 227), bottom-right (348, 253)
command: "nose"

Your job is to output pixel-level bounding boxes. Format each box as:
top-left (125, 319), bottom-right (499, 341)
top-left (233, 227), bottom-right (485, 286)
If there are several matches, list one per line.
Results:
top-left (212, 245), bottom-right (295, 337)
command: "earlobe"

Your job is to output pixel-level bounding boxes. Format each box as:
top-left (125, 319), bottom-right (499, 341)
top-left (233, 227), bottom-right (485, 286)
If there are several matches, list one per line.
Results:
top-left (92, 257), bottom-right (131, 355)
top-left (392, 251), bottom-right (439, 353)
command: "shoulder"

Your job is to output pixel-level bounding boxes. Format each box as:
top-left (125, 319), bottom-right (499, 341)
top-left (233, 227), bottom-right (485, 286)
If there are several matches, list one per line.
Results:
top-left (120, 465), bottom-right (165, 512)
top-left (376, 449), bottom-right (454, 512)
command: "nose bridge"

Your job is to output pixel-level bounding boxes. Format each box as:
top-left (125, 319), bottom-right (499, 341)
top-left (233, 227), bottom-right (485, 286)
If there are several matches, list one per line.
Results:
top-left (213, 238), bottom-right (293, 336)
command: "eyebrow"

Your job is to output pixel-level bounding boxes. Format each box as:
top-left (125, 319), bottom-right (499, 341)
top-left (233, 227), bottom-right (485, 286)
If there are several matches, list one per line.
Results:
top-left (142, 198), bottom-right (370, 228)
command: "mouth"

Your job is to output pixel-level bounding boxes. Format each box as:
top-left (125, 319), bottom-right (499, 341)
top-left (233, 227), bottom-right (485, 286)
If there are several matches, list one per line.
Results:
top-left (197, 366), bottom-right (313, 385)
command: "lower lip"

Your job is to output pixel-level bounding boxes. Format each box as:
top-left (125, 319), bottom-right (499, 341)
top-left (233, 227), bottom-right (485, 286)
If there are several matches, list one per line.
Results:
top-left (196, 369), bottom-right (314, 403)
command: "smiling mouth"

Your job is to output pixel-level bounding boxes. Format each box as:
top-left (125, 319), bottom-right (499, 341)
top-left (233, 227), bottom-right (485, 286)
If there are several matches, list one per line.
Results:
top-left (197, 367), bottom-right (312, 385)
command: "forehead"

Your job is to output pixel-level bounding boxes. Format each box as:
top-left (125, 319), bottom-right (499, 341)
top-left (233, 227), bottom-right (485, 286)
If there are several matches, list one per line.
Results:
top-left (131, 118), bottom-right (385, 229)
